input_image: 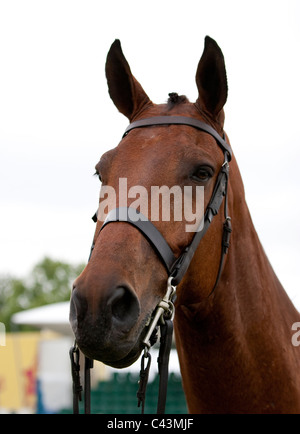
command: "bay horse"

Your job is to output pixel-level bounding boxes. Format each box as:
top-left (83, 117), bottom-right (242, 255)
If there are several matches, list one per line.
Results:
top-left (70, 36), bottom-right (300, 413)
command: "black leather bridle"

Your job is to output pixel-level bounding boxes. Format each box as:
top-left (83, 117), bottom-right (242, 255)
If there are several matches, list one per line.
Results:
top-left (70, 115), bottom-right (233, 414)
top-left (99, 115), bottom-right (232, 288)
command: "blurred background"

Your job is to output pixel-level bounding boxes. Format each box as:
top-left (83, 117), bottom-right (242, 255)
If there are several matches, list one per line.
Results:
top-left (0, 0), bottom-right (299, 413)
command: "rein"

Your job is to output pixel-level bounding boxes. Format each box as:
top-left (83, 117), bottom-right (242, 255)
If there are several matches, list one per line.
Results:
top-left (70, 115), bottom-right (232, 414)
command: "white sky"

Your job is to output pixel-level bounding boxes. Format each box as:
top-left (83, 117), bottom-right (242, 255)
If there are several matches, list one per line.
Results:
top-left (0, 0), bottom-right (300, 308)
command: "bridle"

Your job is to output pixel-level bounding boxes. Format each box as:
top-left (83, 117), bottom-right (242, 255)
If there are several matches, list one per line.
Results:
top-left (70, 115), bottom-right (233, 414)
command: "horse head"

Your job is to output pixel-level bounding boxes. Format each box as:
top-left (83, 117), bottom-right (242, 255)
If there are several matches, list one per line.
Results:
top-left (70, 36), bottom-right (230, 368)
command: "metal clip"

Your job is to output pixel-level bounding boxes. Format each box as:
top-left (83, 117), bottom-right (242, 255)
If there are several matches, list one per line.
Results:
top-left (142, 277), bottom-right (176, 349)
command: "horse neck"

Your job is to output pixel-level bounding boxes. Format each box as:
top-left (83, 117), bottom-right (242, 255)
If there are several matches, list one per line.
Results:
top-left (174, 155), bottom-right (300, 413)
top-left (216, 155), bottom-right (298, 322)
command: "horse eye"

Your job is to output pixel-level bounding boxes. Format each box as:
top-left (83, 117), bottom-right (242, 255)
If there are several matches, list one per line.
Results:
top-left (192, 166), bottom-right (213, 182)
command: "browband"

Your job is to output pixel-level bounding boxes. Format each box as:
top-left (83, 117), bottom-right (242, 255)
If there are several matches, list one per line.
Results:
top-left (123, 116), bottom-right (232, 161)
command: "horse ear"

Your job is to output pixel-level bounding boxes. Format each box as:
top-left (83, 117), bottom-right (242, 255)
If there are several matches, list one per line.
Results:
top-left (105, 40), bottom-right (151, 120)
top-left (196, 36), bottom-right (228, 117)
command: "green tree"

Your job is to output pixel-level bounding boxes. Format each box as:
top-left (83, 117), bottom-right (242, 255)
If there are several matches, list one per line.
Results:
top-left (0, 257), bottom-right (85, 331)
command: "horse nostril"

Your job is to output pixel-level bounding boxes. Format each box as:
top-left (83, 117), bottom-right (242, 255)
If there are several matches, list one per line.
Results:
top-left (108, 286), bottom-right (140, 331)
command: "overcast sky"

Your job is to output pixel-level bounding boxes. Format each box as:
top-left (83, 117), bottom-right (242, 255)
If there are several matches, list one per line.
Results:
top-left (0, 0), bottom-right (299, 308)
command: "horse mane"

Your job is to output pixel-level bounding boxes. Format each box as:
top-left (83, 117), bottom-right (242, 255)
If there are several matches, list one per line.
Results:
top-left (167, 93), bottom-right (189, 107)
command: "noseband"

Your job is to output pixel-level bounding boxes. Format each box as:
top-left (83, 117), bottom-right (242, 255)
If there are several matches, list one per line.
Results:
top-left (70, 116), bottom-right (233, 414)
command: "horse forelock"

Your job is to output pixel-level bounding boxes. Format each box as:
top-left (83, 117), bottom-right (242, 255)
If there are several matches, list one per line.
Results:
top-left (167, 93), bottom-right (189, 107)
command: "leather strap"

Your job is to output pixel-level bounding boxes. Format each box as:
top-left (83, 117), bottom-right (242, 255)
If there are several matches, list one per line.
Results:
top-left (170, 155), bottom-right (230, 286)
top-left (84, 357), bottom-right (93, 414)
top-left (100, 207), bottom-right (177, 274)
top-left (156, 319), bottom-right (173, 414)
top-left (123, 116), bottom-right (232, 161)
top-left (137, 351), bottom-right (152, 414)
top-left (70, 344), bottom-right (82, 414)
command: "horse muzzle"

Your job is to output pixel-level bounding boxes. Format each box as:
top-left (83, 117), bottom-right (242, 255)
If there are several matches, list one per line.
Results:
top-left (69, 281), bottom-right (142, 366)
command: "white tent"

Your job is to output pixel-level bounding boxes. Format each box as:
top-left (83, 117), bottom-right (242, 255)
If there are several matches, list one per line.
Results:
top-left (11, 302), bottom-right (73, 336)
